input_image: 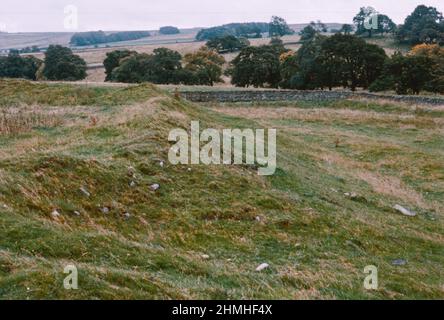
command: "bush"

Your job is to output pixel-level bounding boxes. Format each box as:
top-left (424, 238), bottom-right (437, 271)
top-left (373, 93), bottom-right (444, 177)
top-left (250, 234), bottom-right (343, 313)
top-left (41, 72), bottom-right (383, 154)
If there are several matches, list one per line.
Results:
top-left (42, 45), bottom-right (87, 81)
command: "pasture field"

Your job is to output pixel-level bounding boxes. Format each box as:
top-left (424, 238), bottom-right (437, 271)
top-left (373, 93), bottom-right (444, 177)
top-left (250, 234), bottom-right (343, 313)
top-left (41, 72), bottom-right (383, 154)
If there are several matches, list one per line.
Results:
top-left (0, 80), bottom-right (442, 299)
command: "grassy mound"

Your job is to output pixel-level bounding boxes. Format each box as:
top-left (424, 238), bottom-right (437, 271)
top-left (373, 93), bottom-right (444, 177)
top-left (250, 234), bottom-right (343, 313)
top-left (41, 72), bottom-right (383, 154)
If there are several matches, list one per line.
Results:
top-left (0, 80), bottom-right (442, 299)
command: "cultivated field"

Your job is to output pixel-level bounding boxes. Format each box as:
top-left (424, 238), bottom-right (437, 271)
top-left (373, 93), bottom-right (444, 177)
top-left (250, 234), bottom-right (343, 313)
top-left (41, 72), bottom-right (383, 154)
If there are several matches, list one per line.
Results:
top-left (0, 80), bottom-right (442, 299)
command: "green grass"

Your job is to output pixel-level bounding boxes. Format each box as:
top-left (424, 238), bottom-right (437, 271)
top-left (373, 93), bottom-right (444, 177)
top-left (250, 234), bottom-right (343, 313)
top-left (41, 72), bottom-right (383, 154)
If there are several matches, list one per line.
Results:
top-left (0, 80), bottom-right (443, 299)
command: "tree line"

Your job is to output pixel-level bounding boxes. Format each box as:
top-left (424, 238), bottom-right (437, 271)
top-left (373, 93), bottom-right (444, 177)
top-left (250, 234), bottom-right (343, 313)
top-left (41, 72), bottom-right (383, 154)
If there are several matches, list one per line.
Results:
top-left (227, 34), bottom-right (444, 94)
top-left (70, 31), bottom-right (151, 46)
top-left (104, 47), bottom-right (225, 86)
top-left (0, 46), bottom-right (86, 81)
top-left (196, 16), bottom-right (295, 41)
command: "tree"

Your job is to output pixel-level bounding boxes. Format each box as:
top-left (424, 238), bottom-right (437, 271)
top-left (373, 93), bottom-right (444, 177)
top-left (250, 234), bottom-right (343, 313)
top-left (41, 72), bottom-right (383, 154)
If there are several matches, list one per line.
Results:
top-left (409, 44), bottom-right (444, 93)
top-left (339, 24), bottom-right (354, 35)
top-left (269, 16), bottom-right (294, 37)
top-left (299, 25), bottom-right (318, 41)
top-left (377, 15), bottom-right (397, 35)
top-left (159, 26), bottom-right (180, 35)
top-left (354, 7), bottom-right (378, 38)
top-left (42, 45), bottom-right (87, 81)
top-left (103, 50), bottom-right (136, 81)
top-left (319, 34), bottom-right (387, 91)
top-left (310, 21), bottom-right (328, 33)
top-left (206, 36), bottom-right (250, 53)
top-left (281, 35), bottom-right (337, 90)
top-left (370, 52), bottom-right (434, 94)
top-left (0, 51), bottom-right (42, 80)
top-left (353, 7), bottom-right (395, 38)
top-left (396, 5), bottom-right (444, 45)
top-left (229, 45), bottom-right (282, 88)
top-left (111, 48), bottom-right (183, 84)
top-left (183, 47), bottom-right (225, 86)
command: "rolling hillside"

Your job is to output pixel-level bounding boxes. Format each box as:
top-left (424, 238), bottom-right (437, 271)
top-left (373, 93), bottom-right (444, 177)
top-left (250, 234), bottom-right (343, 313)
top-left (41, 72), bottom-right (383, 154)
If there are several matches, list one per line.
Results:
top-left (0, 80), bottom-right (442, 299)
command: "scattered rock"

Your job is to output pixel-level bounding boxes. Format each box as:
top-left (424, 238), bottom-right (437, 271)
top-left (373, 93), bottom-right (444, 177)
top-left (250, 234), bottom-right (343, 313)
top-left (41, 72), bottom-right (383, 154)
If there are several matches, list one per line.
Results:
top-left (201, 254), bottom-right (210, 260)
top-left (394, 205), bottom-right (416, 217)
top-left (344, 192), bottom-right (358, 199)
top-left (392, 259), bottom-right (407, 266)
top-left (51, 210), bottom-right (61, 219)
top-left (255, 263), bottom-right (270, 272)
top-left (101, 207), bottom-right (110, 214)
top-left (255, 216), bottom-right (262, 222)
top-left (129, 181), bottom-right (137, 188)
top-left (159, 161), bottom-right (165, 168)
top-left (73, 211), bottom-right (81, 216)
top-left (188, 168), bottom-right (192, 172)
top-left (80, 187), bottom-right (90, 197)
top-left (127, 166), bottom-right (136, 177)
top-left (123, 212), bottom-right (131, 220)
top-left (150, 184), bottom-right (160, 191)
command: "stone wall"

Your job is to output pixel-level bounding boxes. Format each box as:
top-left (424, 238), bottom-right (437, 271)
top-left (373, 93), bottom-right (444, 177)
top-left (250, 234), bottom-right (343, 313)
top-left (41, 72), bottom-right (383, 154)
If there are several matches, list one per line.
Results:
top-left (180, 90), bottom-right (444, 106)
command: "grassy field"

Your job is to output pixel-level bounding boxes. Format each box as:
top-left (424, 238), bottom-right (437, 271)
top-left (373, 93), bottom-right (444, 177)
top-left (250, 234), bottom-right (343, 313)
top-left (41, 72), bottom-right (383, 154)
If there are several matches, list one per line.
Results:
top-left (0, 79), bottom-right (443, 299)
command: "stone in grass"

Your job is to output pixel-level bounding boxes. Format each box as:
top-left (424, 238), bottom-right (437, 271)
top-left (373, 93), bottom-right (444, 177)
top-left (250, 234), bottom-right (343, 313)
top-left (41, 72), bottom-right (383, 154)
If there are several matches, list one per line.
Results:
top-left (201, 254), bottom-right (210, 260)
top-left (150, 184), bottom-right (160, 191)
top-left (79, 187), bottom-right (91, 197)
top-left (392, 259), bottom-right (407, 266)
top-left (344, 192), bottom-right (358, 199)
top-left (394, 205), bottom-right (416, 217)
top-left (101, 207), bottom-right (110, 214)
top-left (129, 181), bottom-right (137, 188)
top-left (51, 210), bottom-right (61, 219)
top-left (123, 212), bottom-right (131, 220)
top-left (255, 263), bottom-right (270, 272)
top-left (159, 161), bottom-right (165, 168)
top-left (73, 211), bottom-right (81, 217)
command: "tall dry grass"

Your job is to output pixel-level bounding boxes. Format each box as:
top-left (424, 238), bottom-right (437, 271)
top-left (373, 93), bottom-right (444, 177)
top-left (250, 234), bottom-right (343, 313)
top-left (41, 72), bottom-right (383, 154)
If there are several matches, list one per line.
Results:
top-left (0, 106), bottom-right (63, 135)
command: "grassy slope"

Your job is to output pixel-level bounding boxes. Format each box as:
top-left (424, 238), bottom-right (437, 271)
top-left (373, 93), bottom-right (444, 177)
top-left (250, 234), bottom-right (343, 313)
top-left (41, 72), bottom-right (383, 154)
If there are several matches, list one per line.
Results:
top-left (0, 80), bottom-right (443, 299)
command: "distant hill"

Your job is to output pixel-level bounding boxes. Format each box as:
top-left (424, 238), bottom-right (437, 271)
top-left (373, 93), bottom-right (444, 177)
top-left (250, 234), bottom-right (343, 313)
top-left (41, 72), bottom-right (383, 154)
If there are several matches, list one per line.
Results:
top-left (0, 23), bottom-right (346, 51)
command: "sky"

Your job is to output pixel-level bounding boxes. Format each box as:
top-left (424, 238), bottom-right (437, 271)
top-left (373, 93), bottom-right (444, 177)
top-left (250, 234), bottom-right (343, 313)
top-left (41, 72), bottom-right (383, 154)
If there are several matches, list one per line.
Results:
top-left (0, 0), bottom-right (443, 33)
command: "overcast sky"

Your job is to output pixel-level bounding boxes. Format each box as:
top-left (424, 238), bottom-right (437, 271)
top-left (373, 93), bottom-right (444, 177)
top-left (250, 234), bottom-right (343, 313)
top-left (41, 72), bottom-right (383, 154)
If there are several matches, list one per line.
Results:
top-left (0, 0), bottom-right (443, 32)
